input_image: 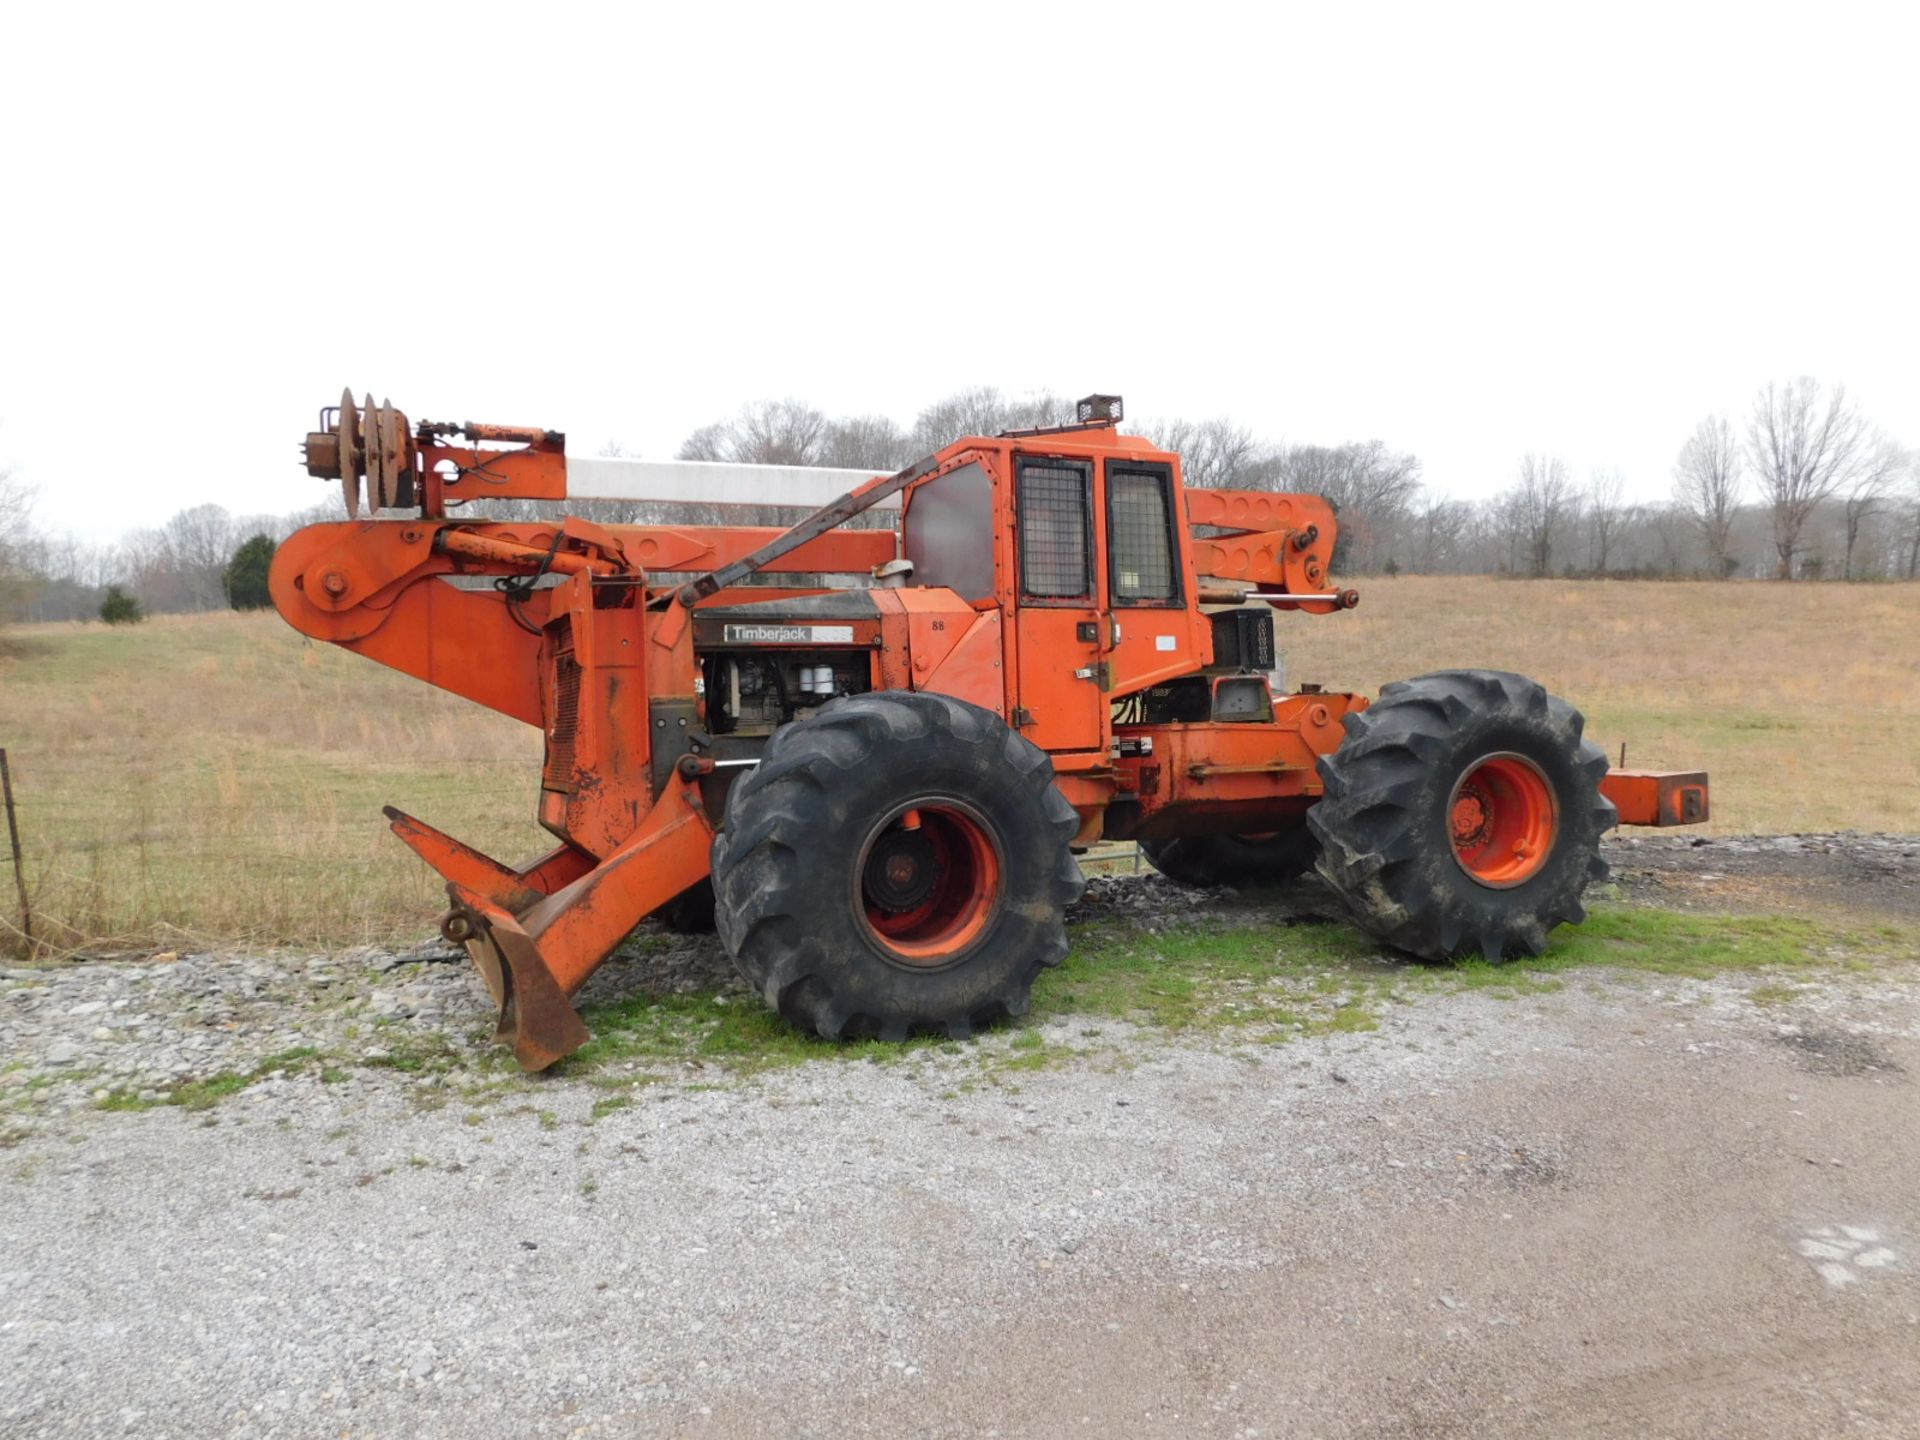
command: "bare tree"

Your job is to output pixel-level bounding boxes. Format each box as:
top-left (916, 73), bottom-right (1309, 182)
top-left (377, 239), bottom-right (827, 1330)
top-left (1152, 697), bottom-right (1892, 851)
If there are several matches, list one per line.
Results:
top-left (675, 421), bottom-right (730, 463)
top-left (1276, 441), bottom-right (1423, 572)
top-left (0, 467), bottom-right (36, 621)
top-left (907, 387), bottom-right (1065, 452)
top-left (1512, 454), bottom-right (1580, 577)
top-left (671, 399), bottom-right (830, 466)
top-left (1904, 455), bottom-right (1920, 581)
top-left (1745, 378), bottom-right (1875, 579)
top-left (1411, 495), bottom-right (1474, 573)
top-left (1583, 468), bottom-right (1632, 574)
top-left (819, 414), bottom-right (910, 470)
top-left (163, 503), bottom-right (238, 611)
top-left (1647, 504), bottom-right (1696, 576)
top-left (1840, 442), bottom-right (1903, 580)
top-left (1145, 417), bottom-right (1270, 489)
top-left (1672, 415), bottom-right (1742, 578)
top-left (738, 399), bottom-right (829, 465)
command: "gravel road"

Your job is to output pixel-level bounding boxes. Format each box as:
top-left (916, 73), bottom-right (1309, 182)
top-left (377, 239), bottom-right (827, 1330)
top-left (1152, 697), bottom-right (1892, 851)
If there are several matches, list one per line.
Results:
top-left (3, 835), bottom-right (1917, 1438)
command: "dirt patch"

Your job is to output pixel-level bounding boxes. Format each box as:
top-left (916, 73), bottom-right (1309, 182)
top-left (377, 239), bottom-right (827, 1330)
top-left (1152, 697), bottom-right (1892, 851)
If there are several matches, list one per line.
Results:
top-left (1771, 1022), bottom-right (1907, 1078)
top-left (1607, 832), bottom-right (1920, 923)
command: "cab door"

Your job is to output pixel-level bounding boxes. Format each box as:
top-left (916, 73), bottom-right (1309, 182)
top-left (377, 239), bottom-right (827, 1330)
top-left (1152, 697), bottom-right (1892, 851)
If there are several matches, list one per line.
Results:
top-left (1011, 455), bottom-right (1104, 752)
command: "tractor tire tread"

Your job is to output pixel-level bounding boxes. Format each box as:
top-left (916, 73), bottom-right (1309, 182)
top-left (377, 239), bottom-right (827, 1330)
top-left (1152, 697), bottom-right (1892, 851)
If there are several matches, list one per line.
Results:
top-left (711, 691), bottom-right (1082, 1042)
top-left (1309, 669), bottom-right (1615, 962)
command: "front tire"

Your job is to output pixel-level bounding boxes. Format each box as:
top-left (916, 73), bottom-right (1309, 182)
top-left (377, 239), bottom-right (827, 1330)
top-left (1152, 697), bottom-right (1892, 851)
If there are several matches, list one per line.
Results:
top-left (1308, 670), bottom-right (1614, 961)
top-left (711, 691), bottom-right (1085, 1041)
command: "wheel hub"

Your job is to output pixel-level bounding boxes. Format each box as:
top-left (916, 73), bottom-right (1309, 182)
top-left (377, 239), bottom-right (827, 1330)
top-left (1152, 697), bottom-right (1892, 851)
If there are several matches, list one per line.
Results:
top-left (1450, 789), bottom-right (1493, 850)
top-left (862, 829), bottom-right (939, 913)
top-left (854, 800), bottom-right (1005, 969)
top-left (1446, 753), bottom-right (1558, 889)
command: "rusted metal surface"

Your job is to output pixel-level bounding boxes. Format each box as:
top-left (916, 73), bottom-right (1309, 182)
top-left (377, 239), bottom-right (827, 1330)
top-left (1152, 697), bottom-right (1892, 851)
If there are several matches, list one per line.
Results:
top-left (364, 398), bottom-right (415, 511)
top-left (302, 390), bottom-right (415, 517)
top-left (383, 807), bottom-right (594, 914)
top-left (445, 889), bottom-right (594, 1071)
top-left (420, 419), bottom-right (563, 447)
top-left (1601, 770), bottom-right (1711, 827)
top-left (446, 780), bottom-right (719, 1070)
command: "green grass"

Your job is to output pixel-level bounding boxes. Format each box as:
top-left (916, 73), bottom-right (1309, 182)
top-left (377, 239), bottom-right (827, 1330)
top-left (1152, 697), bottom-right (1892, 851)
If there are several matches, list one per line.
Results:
top-left (1034, 919), bottom-right (1387, 1033)
top-left (1013, 902), bottom-right (1913, 1043)
top-left (89, 1052), bottom-right (357, 1113)
top-left (561, 989), bottom-right (954, 1077)
top-left (1449, 907), bottom-right (1897, 982)
top-left (96, 1045), bottom-right (326, 1112)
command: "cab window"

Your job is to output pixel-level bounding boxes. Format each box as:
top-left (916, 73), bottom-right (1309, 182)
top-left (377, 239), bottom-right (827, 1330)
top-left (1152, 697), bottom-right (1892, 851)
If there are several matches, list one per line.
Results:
top-left (1107, 462), bottom-right (1179, 605)
top-left (1016, 458), bottom-right (1093, 600)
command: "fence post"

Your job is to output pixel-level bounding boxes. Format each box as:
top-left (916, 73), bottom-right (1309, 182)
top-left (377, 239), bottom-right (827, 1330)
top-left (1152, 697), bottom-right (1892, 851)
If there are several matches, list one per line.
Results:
top-left (0, 749), bottom-right (29, 953)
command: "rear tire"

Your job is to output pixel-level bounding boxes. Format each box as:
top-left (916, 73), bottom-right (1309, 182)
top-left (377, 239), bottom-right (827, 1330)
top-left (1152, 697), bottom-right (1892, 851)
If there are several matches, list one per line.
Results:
top-left (711, 691), bottom-right (1085, 1041)
top-left (1308, 669), bottom-right (1614, 961)
top-left (1139, 829), bottom-right (1317, 889)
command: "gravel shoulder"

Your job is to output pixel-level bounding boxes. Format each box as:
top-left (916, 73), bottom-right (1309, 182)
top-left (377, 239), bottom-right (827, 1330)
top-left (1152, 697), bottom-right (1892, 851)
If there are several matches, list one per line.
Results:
top-left (3, 834), bottom-right (1918, 1438)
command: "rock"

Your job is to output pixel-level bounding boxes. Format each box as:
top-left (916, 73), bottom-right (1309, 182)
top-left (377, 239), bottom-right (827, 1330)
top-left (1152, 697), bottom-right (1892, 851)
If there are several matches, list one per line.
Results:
top-left (46, 1041), bottom-right (83, 1066)
top-left (369, 990), bottom-right (415, 1020)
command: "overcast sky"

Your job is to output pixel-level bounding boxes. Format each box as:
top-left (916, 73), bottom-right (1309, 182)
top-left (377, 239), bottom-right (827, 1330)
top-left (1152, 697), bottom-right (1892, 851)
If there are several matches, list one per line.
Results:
top-left (3, 3), bottom-right (1914, 544)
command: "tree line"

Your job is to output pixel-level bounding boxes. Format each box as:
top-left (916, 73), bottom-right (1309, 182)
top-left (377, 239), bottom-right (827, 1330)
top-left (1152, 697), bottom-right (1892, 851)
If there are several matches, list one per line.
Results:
top-left (656, 377), bottom-right (1919, 582)
top-left (2, 497), bottom-right (314, 625)
top-left (4, 376), bottom-right (1915, 626)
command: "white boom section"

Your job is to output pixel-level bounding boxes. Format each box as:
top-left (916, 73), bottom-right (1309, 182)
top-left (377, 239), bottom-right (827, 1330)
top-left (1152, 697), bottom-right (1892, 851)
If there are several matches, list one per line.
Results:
top-left (565, 457), bottom-right (898, 510)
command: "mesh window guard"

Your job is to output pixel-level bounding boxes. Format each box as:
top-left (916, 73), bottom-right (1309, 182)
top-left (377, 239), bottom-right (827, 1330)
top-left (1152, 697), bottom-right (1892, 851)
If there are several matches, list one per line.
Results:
top-left (1109, 468), bottom-right (1177, 602)
top-left (1018, 462), bottom-right (1091, 597)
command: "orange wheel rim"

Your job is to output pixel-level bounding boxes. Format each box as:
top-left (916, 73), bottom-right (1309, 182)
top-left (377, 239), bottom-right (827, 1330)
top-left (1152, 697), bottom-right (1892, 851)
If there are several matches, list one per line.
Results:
top-left (856, 800), bottom-right (1003, 967)
top-left (1447, 753), bottom-right (1557, 889)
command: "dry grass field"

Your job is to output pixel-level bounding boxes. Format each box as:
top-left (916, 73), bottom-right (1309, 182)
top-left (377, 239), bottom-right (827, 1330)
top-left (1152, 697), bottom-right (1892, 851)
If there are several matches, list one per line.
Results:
top-left (1278, 577), bottom-right (1920, 837)
top-left (1, 576), bottom-right (1916, 955)
top-left (0, 612), bottom-right (543, 956)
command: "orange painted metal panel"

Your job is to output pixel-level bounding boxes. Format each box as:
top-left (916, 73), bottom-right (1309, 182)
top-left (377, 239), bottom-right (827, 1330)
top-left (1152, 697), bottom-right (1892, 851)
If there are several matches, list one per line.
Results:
top-left (618, 525), bottom-right (894, 576)
top-left (1601, 770), bottom-right (1710, 827)
top-left (1184, 489), bottom-right (1337, 535)
top-left (919, 608), bottom-right (1006, 713)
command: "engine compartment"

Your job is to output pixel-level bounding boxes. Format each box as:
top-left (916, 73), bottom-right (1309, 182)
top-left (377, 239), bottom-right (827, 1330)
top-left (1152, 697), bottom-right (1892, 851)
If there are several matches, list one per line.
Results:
top-left (700, 649), bottom-right (875, 735)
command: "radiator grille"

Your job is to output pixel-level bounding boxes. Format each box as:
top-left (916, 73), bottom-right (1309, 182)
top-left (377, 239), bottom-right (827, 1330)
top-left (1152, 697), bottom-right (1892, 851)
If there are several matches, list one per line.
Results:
top-left (1208, 608), bottom-right (1276, 671)
top-left (544, 651), bottom-right (581, 789)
